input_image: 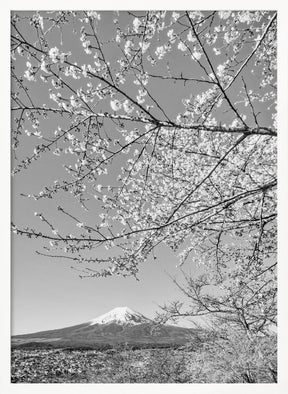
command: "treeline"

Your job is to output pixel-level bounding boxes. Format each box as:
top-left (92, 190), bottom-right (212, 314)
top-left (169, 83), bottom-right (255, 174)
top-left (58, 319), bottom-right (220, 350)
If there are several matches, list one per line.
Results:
top-left (12, 341), bottom-right (183, 351)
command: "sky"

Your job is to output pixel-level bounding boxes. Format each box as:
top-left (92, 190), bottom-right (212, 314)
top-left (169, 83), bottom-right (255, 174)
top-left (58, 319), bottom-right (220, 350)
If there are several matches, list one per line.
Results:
top-left (12, 231), bottom-right (199, 334)
top-left (11, 10), bottom-right (209, 335)
top-left (2, 2), bottom-right (288, 394)
top-left (11, 117), bottom-right (202, 333)
top-left (10, 9), bottom-right (279, 338)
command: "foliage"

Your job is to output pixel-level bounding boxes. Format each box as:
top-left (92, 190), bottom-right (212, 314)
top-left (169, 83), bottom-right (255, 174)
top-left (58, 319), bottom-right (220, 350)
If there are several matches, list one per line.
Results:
top-left (186, 327), bottom-right (277, 383)
top-left (11, 11), bottom-right (277, 337)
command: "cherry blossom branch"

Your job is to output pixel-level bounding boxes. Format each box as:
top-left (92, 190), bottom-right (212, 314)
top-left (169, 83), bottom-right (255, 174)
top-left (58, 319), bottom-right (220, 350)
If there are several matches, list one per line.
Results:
top-left (223, 13), bottom-right (277, 93)
top-left (186, 12), bottom-right (249, 128)
top-left (12, 179), bottom-right (276, 244)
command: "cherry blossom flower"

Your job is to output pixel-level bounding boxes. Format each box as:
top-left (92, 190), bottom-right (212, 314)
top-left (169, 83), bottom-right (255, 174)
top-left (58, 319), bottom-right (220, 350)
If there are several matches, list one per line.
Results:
top-left (86, 11), bottom-right (100, 21)
top-left (133, 18), bottom-right (141, 32)
top-left (178, 42), bottom-right (187, 52)
top-left (192, 50), bottom-right (201, 60)
top-left (155, 46), bottom-right (166, 59)
top-left (40, 60), bottom-right (50, 74)
top-left (218, 11), bottom-right (231, 20)
top-left (123, 100), bottom-right (134, 115)
top-left (49, 47), bottom-right (59, 63)
top-left (32, 12), bottom-right (44, 29)
top-left (187, 30), bottom-right (196, 42)
top-left (171, 12), bottom-right (180, 22)
top-left (110, 99), bottom-right (122, 111)
top-left (124, 40), bottom-right (132, 56)
top-left (139, 41), bottom-right (150, 53)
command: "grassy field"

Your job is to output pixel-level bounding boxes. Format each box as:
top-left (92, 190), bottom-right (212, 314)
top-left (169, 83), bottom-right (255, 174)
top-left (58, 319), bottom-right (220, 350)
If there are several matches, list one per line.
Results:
top-left (11, 335), bottom-right (277, 383)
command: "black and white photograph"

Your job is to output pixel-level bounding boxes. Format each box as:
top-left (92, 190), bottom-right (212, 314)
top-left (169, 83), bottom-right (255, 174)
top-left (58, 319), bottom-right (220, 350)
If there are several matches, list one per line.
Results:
top-left (9, 7), bottom-right (281, 388)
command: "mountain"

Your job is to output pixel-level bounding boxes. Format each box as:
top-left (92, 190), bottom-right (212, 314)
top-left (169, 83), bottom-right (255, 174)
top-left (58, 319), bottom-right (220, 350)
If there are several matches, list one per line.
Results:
top-left (90, 306), bottom-right (150, 326)
top-left (12, 306), bottom-right (198, 349)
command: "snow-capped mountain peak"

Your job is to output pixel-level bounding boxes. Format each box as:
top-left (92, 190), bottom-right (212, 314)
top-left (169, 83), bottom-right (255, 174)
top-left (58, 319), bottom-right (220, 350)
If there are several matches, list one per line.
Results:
top-left (89, 306), bottom-right (150, 326)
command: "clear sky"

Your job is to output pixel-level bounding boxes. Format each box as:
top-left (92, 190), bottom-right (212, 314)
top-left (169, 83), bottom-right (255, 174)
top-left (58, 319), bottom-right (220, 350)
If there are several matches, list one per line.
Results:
top-left (11, 9), bottom-right (276, 336)
top-left (11, 10), bottom-right (207, 334)
top-left (12, 229), bottom-right (200, 334)
top-left (11, 110), bottom-right (202, 334)
top-left (12, 153), bottom-right (202, 333)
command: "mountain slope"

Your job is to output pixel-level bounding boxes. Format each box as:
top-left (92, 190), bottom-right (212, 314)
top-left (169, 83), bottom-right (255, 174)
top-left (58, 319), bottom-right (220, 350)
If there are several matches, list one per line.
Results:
top-left (12, 307), bottom-right (197, 349)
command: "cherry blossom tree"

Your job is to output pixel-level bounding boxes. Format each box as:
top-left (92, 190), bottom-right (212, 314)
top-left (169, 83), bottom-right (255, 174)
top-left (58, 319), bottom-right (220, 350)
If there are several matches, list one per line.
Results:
top-left (11, 11), bottom-right (276, 333)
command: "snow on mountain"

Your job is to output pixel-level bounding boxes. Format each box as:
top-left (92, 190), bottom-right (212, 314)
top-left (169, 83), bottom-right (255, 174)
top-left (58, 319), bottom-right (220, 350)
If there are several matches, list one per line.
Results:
top-left (89, 306), bottom-right (151, 326)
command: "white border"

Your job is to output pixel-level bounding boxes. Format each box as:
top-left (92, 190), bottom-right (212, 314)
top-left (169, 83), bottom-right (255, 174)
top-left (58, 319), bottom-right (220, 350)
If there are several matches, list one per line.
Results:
top-left (3, 1), bottom-right (288, 393)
